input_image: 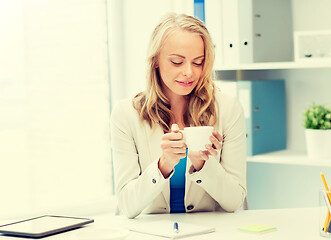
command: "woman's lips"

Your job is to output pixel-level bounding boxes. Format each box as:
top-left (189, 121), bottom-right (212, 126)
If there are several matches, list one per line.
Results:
top-left (176, 80), bottom-right (194, 87)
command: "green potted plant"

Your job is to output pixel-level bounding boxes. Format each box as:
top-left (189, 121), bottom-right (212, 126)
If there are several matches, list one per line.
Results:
top-left (303, 103), bottom-right (331, 159)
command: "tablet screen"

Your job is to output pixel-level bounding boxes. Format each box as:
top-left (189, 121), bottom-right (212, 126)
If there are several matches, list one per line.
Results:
top-left (0, 215), bottom-right (94, 238)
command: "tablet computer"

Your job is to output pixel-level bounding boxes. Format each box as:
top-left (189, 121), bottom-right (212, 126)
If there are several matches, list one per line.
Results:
top-left (0, 215), bottom-right (94, 238)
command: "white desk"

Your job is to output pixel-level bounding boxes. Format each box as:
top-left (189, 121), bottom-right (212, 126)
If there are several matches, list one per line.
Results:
top-left (0, 208), bottom-right (325, 239)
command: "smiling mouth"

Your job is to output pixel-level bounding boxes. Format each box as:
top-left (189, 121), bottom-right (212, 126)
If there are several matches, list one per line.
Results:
top-left (176, 80), bottom-right (193, 84)
top-left (176, 80), bottom-right (194, 87)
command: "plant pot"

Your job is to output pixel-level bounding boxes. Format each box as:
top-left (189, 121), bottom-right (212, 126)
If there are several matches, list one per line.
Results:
top-left (305, 129), bottom-right (331, 159)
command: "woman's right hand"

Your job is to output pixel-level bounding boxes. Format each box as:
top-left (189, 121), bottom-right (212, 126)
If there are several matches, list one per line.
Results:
top-left (158, 124), bottom-right (186, 178)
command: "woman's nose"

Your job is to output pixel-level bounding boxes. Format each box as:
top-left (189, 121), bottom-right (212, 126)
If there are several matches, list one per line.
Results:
top-left (182, 63), bottom-right (192, 78)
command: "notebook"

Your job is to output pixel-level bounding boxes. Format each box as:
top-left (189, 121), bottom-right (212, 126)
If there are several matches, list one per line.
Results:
top-left (128, 220), bottom-right (215, 239)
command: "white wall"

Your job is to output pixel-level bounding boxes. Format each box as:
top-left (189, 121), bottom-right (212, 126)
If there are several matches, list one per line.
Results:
top-left (0, 0), bottom-right (113, 220)
top-left (292, 0), bottom-right (331, 31)
top-left (108, 0), bottom-right (194, 106)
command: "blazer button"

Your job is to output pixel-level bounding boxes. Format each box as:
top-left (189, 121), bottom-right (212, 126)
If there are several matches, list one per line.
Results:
top-left (196, 179), bottom-right (202, 184)
top-left (152, 179), bottom-right (156, 184)
top-left (187, 205), bottom-right (194, 211)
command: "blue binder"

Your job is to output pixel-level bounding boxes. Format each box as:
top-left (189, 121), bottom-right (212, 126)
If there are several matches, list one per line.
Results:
top-left (194, 0), bottom-right (205, 23)
top-left (237, 80), bottom-right (287, 156)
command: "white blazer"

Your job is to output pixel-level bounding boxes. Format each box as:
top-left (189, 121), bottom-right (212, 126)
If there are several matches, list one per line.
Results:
top-left (110, 89), bottom-right (247, 218)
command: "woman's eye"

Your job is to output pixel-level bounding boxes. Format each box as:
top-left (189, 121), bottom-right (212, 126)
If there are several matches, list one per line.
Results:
top-left (193, 62), bottom-right (203, 66)
top-left (171, 61), bottom-right (183, 65)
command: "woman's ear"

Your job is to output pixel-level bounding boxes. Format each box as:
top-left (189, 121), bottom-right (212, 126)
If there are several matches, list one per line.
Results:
top-left (154, 57), bottom-right (159, 68)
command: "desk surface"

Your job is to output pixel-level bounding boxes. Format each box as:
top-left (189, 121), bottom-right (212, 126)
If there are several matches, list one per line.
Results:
top-left (0, 208), bottom-right (324, 240)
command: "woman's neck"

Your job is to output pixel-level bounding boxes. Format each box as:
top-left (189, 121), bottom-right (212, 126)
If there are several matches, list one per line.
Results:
top-left (169, 95), bottom-right (188, 130)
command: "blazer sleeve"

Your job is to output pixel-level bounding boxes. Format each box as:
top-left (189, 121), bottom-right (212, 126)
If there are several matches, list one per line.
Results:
top-left (188, 94), bottom-right (247, 211)
top-left (110, 100), bottom-right (168, 218)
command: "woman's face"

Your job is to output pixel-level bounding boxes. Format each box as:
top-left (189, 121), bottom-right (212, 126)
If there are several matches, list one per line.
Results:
top-left (157, 30), bottom-right (204, 100)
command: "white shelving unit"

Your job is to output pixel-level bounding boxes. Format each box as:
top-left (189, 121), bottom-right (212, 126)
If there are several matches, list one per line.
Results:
top-left (247, 149), bottom-right (331, 167)
top-left (207, 0), bottom-right (331, 72)
top-left (210, 0), bottom-right (331, 166)
top-left (217, 60), bottom-right (331, 71)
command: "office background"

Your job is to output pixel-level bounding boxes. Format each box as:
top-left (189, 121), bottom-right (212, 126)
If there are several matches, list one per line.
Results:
top-left (1, 0), bottom-right (331, 221)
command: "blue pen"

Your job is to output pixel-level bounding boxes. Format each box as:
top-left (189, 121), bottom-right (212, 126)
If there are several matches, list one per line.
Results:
top-left (174, 222), bottom-right (179, 233)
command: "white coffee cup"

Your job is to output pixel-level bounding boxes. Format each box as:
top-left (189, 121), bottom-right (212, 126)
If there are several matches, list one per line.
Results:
top-left (181, 126), bottom-right (214, 151)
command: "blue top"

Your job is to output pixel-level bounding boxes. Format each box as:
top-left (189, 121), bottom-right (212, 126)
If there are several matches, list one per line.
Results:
top-left (170, 149), bottom-right (187, 213)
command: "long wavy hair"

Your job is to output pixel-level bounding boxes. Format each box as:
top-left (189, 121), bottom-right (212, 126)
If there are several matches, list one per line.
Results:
top-left (133, 13), bottom-right (217, 133)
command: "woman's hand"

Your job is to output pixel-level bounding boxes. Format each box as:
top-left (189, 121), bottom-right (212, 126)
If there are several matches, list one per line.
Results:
top-left (188, 130), bottom-right (223, 172)
top-left (158, 124), bottom-right (187, 178)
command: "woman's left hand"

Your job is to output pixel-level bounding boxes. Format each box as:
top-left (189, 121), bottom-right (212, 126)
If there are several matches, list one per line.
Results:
top-left (188, 130), bottom-right (223, 171)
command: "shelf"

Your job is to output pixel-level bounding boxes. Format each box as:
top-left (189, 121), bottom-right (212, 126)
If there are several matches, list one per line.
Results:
top-left (215, 60), bottom-right (331, 71)
top-left (247, 149), bottom-right (331, 167)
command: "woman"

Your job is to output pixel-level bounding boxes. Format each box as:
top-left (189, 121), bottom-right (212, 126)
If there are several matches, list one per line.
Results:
top-left (110, 13), bottom-right (246, 219)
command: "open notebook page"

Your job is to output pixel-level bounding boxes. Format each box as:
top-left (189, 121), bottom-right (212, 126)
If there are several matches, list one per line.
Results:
top-left (128, 220), bottom-right (215, 239)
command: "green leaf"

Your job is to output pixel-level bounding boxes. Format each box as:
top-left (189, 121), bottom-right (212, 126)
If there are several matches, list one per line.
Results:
top-left (302, 103), bottom-right (331, 130)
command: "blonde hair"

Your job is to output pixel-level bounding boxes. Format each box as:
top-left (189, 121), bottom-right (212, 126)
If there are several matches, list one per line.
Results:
top-left (133, 13), bottom-right (217, 132)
